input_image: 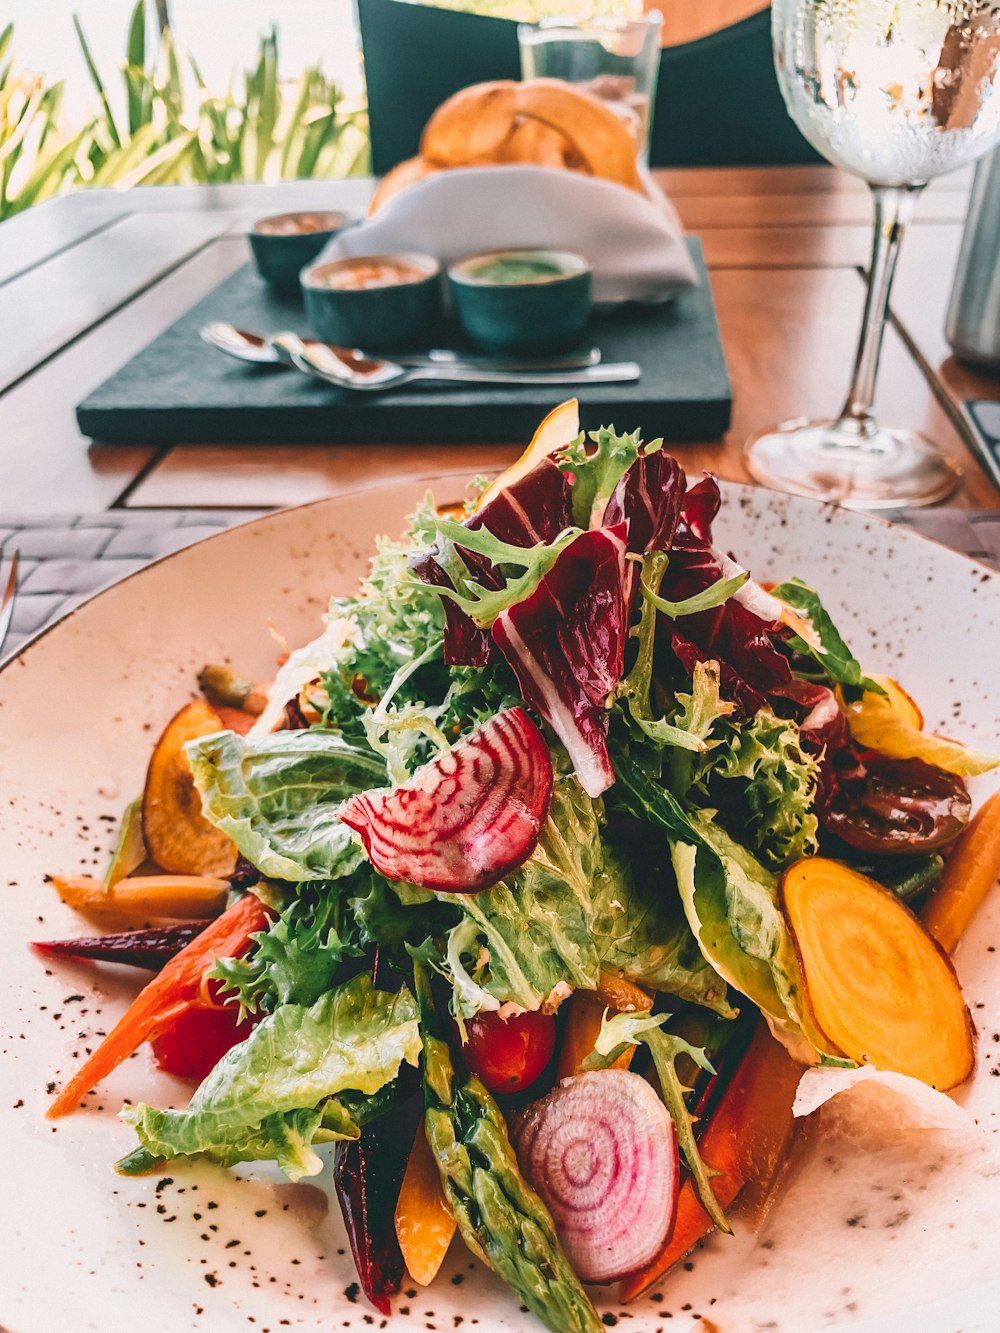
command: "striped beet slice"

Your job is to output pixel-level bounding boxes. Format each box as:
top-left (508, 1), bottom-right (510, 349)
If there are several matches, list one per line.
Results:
top-left (339, 707), bottom-right (553, 892)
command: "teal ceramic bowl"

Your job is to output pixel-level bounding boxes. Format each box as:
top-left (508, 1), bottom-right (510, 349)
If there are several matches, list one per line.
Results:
top-left (248, 211), bottom-right (349, 293)
top-left (301, 253), bottom-right (442, 351)
top-left (448, 249), bottom-right (592, 352)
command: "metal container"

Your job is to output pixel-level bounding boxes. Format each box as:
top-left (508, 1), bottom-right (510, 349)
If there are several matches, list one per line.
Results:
top-left (946, 147), bottom-right (1000, 374)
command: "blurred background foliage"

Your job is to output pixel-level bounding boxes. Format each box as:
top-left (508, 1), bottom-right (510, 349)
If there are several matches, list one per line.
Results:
top-left (0, 0), bottom-right (369, 221)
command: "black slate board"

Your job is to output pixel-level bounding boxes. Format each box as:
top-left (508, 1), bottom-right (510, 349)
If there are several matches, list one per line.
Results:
top-left (77, 238), bottom-right (730, 445)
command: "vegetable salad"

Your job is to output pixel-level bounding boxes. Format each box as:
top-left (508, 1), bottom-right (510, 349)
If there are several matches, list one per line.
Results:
top-left (39, 402), bottom-right (1000, 1331)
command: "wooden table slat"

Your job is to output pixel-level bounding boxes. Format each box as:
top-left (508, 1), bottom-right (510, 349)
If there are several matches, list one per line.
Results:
top-left (675, 189), bottom-right (969, 230)
top-left (0, 193), bottom-right (122, 289)
top-left (657, 162), bottom-right (974, 199)
top-left (0, 211), bottom-right (243, 395)
top-left (698, 223), bottom-right (878, 269)
top-left (0, 235), bottom-right (251, 513)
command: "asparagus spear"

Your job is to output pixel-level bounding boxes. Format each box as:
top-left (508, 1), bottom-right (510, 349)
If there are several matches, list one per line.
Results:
top-left (413, 960), bottom-right (602, 1333)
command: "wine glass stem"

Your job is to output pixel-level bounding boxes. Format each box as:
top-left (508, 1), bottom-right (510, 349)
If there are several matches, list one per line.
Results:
top-left (835, 183), bottom-right (924, 442)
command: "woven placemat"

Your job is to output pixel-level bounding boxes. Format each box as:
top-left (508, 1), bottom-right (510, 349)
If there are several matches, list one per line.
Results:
top-left (1, 505), bottom-right (997, 664)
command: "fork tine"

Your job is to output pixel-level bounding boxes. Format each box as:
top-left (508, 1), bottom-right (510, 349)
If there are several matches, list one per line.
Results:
top-left (0, 547), bottom-right (21, 656)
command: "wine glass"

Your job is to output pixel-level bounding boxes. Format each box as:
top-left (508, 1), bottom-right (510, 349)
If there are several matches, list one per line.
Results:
top-left (745, 0), bottom-right (1000, 509)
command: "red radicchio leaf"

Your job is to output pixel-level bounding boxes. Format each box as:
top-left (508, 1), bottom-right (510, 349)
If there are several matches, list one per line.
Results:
top-left (770, 679), bottom-right (863, 811)
top-left (409, 550), bottom-right (495, 668)
top-left (603, 452), bottom-right (686, 555)
top-left (677, 475), bottom-right (721, 543)
top-left (410, 460), bottom-right (574, 668)
top-left (492, 525), bottom-right (628, 799)
top-left (663, 543), bottom-right (792, 717)
top-left (339, 707), bottom-right (553, 892)
top-left (671, 629), bottom-right (769, 718)
top-left (468, 457), bottom-right (573, 546)
top-left (770, 680), bottom-right (849, 754)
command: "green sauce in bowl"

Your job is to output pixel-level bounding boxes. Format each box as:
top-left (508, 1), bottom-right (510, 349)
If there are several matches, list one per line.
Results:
top-left (448, 248), bottom-right (592, 351)
top-left (467, 256), bottom-right (568, 284)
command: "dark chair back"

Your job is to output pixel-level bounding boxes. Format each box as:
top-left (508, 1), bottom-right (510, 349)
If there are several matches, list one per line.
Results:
top-left (358, 0), bottom-right (822, 175)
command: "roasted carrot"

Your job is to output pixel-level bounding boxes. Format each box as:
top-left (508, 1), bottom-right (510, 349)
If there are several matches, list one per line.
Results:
top-left (394, 1123), bottom-right (457, 1285)
top-left (52, 873), bottom-right (229, 922)
top-left (922, 789), bottom-right (1000, 954)
top-left (556, 972), bottom-right (651, 1079)
top-left (31, 921), bottom-right (213, 970)
top-left (47, 893), bottom-right (269, 1118)
top-left (619, 1019), bottom-right (800, 1302)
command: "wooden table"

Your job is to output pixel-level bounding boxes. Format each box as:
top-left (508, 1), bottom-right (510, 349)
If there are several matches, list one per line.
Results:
top-left (2, 165), bottom-right (998, 516)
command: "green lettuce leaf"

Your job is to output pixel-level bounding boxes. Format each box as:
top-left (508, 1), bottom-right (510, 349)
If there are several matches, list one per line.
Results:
top-left (427, 519), bottom-right (580, 627)
top-left (771, 577), bottom-right (884, 696)
top-left (211, 881), bottom-right (364, 1017)
top-left (644, 571), bottom-right (749, 619)
top-left (592, 841), bottom-right (734, 1015)
top-left (187, 729), bottom-right (385, 881)
top-left (350, 871), bottom-right (455, 957)
top-left (442, 776), bottom-right (729, 1019)
top-left (120, 973), bottom-right (420, 1177)
top-left (613, 556), bottom-right (734, 757)
top-left (694, 708), bottom-right (820, 868)
top-left (557, 425), bottom-right (662, 528)
top-left (611, 749), bottom-right (824, 1060)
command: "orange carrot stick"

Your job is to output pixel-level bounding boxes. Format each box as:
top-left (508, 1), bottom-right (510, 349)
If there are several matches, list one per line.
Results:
top-left (47, 892), bottom-right (269, 1118)
top-left (922, 789), bottom-right (1000, 954)
top-left (619, 1019), bottom-right (800, 1302)
top-left (557, 973), bottom-right (651, 1079)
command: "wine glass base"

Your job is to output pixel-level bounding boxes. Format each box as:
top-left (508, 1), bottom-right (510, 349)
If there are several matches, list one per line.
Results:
top-left (744, 419), bottom-right (961, 510)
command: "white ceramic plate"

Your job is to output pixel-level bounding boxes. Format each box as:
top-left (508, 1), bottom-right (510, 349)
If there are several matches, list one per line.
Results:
top-left (3, 477), bottom-right (1000, 1333)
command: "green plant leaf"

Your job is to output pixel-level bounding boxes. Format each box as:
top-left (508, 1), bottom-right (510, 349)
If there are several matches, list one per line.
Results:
top-left (124, 0), bottom-right (149, 133)
top-left (73, 11), bottom-right (121, 147)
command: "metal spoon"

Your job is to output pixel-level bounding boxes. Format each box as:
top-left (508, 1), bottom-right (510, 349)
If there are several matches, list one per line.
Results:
top-left (199, 322), bottom-right (602, 372)
top-left (291, 340), bottom-right (640, 393)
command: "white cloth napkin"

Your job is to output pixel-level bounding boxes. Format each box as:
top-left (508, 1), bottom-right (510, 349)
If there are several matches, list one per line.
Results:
top-left (316, 164), bottom-right (699, 304)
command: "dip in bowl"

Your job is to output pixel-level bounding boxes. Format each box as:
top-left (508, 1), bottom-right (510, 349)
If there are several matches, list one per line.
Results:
top-left (248, 211), bottom-right (349, 291)
top-left (448, 249), bottom-right (592, 351)
top-left (301, 253), bottom-right (441, 350)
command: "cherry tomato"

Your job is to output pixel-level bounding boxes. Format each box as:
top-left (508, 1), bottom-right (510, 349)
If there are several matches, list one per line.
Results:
top-left (459, 1009), bottom-right (556, 1093)
top-left (823, 755), bottom-right (970, 856)
top-left (151, 998), bottom-right (258, 1082)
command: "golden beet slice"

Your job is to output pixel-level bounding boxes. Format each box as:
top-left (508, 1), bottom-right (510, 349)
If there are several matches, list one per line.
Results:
top-left (142, 700), bottom-right (236, 876)
top-left (782, 857), bottom-right (975, 1091)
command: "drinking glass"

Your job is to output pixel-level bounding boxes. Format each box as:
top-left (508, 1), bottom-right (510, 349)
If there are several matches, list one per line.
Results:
top-left (745, 0), bottom-right (1000, 509)
top-left (518, 12), bottom-right (663, 163)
